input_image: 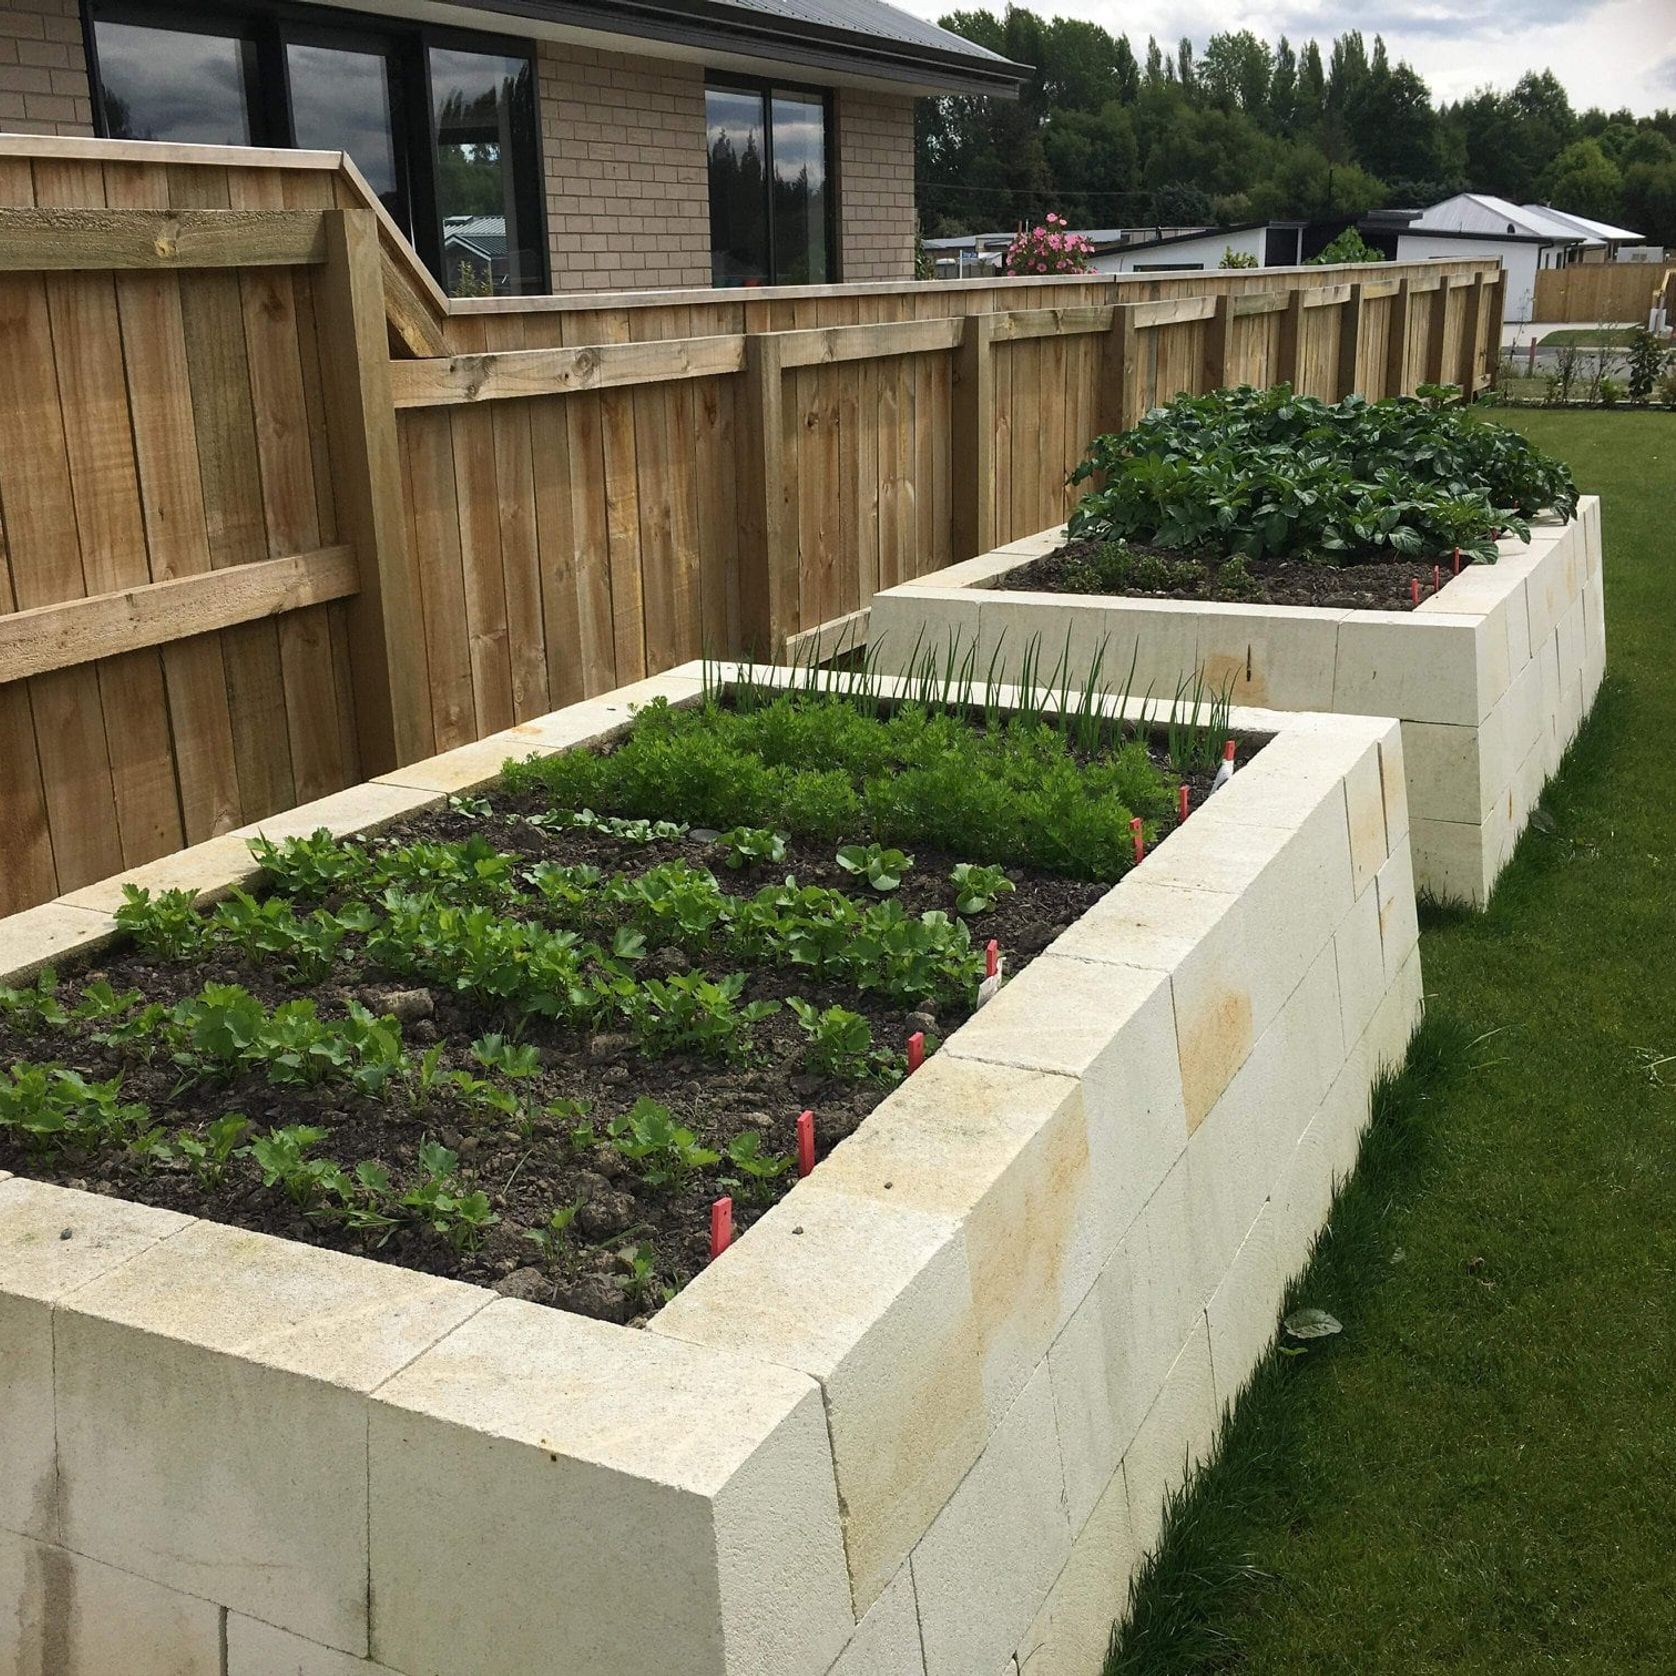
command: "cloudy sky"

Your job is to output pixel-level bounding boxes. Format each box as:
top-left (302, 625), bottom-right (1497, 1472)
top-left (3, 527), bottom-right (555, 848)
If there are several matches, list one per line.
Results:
top-left (900, 0), bottom-right (1676, 116)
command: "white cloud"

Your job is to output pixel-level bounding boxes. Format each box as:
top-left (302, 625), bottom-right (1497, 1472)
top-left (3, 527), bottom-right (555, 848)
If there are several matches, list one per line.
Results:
top-left (900, 0), bottom-right (1676, 115)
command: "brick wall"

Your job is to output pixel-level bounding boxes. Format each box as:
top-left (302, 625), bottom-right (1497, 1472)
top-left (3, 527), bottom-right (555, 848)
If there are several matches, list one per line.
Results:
top-left (536, 40), bottom-right (919, 292)
top-left (836, 88), bottom-right (916, 282)
top-left (0, 0), bottom-right (94, 135)
top-left (535, 40), bottom-right (712, 293)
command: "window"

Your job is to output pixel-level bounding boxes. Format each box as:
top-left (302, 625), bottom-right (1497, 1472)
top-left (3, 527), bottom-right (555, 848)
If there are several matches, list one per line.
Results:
top-left (706, 79), bottom-right (835, 287)
top-left (88, 2), bottom-right (546, 296)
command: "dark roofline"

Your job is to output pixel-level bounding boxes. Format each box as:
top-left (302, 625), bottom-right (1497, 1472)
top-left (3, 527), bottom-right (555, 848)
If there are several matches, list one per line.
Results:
top-left (1089, 220), bottom-right (1282, 255)
top-left (439, 0), bottom-right (1031, 97)
top-left (1388, 224), bottom-right (1572, 246)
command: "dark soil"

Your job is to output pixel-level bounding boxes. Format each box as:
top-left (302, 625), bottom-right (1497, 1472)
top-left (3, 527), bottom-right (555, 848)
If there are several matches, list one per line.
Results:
top-left (1009, 538), bottom-right (1478, 612)
top-left (0, 756), bottom-right (1234, 1324)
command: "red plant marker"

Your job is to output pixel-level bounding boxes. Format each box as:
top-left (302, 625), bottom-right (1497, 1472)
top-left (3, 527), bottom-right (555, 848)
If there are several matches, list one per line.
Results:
top-left (1452, 546), bottom-right (1463, 575)
top-left (1178, 783), bottom-right (1191, 822)
top-left (985, 938), bottom-right (1000, 979)
top-left (710, 1196), bottom-right (733, 1260)
top-left (1131, 815), bottom-right (1146, 864)
top-left (907, 1030), bottom-right (925, 1074)
top-left (1410, 576), bottom-right (1421, 605)
top-left (1433, 564), bottom-right (1442, 594)
top-left (796, 1109), bottom-right (816, 1178)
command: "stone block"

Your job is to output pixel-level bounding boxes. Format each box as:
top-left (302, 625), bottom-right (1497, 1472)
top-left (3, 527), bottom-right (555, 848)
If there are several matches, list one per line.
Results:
top-left (0, 1529), bottom-right (222, 1676)
top-left (58, 832), bottom-right (263, 912)
top-left (812, 1056), bottom-right (1090, 1430)
top-left (228, 1616), bottom-right (405, 1676)
top-left (1408, 815), bottom-right (1491, 908)
top-left (909, 1361), bottom-right (1071, 1676)
top-left (231, 780), bottom-right (439, 844)
top-left (942, 951), bottom-right (1189, 1261)
top-left (0, 901), bottom-right (116, 982)
top-left (1366, 944), bottom-right (1424, 1082)
top-left (1332, 611), bottom-right (1486, 726)
top-left (867, 586), bottom-right (985, 673)
top-left (1334, 877), bottom-right (1386, 1050)
top-left (1204, 1198), bottom-right (1283, 1413)
top-left (0, 1179), bottom-right (188, 1543)
top-left (1342, 739), bottom-right (1389, 896)
top-left (825, 1565), bottom-right (926, 1676)
top-left (1556, 589), bottom-right (1586, 690)
top-left (369, 1300), bottom-right (853, 1676)
top-left (652, 1182), bottom-right (984, 1616)
top-left (1047, 876), bottom-right (1234, 974)
top-left (1478, 656), bottom-right (1543, 821)
top-left (1019, 1457), bottom-right (1140, 1675)
top-left (1377, 721), bottom-right (1409, 853)
top-left (1121, 1318), bottom-right (1219, 1557)
top-left (54, 1221), bottom-right (489, 1653)
top-left (1374, 841), bottom-right (1420, 987)
top-left (1189, 602), bottom-right (1345, 711)
top-left (1402, 719), bottom-right (1480, 825)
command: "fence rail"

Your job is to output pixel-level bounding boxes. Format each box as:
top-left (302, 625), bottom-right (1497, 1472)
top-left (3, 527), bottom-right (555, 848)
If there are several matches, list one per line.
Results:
top-left (1532, 262), bottom-right (1664, 324)
top-left (0, 136), bottom-right (1505, 916)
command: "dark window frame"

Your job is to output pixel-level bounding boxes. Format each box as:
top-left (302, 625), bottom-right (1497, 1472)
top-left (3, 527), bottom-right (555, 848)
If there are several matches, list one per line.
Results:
top-left (82, 0), bottom-right (548, 293)
top-left (705, 69), bottom-right (839, 286)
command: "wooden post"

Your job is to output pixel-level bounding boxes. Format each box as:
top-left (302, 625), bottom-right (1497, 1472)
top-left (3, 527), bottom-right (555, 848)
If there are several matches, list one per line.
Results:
top-left (1458, 270), bottom-right (1486, 398)
top-left (1424, 279), bottom-right (1450, 386)
top-left (1276, 290), bottom-right (1305, 392)
top-left (1202, 292), bottom-right (1232, 393)
top-left (950, 311), bottom-right (997, 560)
top-left (1335, 282), bottom-right (1365, 400)
top-left (738, 332), bottom-right (795, 658)
top-left (316, 209), bottom-right (432, 772)
top-left (1482, 269), bottom-right (1507, 391)
top-left (1099, 303), bottom-right (1140, 434)
top-left (1384, 277), bottom-right (1411, 399)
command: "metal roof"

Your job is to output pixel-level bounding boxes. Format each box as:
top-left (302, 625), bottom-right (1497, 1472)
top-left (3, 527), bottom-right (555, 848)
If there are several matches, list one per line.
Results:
top-left (1522, 204), bottom-right (1642, 243)
top-left (443, 0), bottom-right (1030, 96)
top-left (1411, 193), bottom-right (1595, 245)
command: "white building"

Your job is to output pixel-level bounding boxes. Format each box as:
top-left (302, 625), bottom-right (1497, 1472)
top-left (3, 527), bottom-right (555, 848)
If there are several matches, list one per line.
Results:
top-left (1519, 205), bottom-right (1644, 262)
top-left (1089, 221), bottom-right (1313, 273)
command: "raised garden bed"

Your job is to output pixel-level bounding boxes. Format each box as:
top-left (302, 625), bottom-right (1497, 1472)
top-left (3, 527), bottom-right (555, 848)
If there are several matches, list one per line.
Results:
top-left (872, 392), bottom-right (1604, 905)
top-left (0, 664), bottom-right (1420, 1676)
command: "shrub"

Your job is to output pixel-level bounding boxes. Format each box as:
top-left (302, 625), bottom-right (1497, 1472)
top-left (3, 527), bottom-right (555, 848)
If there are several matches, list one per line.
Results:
top-left (1001, 213), bottom-right (1094, 277)
top-left (1219, 246), bottom-right (1258, 269)
top-left (1307, 227), bottom-right (1386, 265)
top-left (1068, 384), bottom-right (1577, 567)
top-left (1625, 327), bottom-right (1668, 403)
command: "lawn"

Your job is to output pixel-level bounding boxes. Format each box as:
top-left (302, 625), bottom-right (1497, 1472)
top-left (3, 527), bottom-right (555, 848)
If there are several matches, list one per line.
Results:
top-left (1537, 326), bottom-right (1640, 348)
top-left (1108, 408), bottom-right (1676, 1673)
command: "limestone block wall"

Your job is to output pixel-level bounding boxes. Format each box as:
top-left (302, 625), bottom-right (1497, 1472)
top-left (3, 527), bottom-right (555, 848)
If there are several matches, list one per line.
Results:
top-left (869, 498), bottom-right (1604, 906)
top-left (0, 666), bottom-right (1422, 1675)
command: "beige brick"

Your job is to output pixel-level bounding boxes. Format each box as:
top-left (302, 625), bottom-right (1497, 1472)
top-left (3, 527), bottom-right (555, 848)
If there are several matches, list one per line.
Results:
top-left (652, 1183), bottom-right (984, 1615)
top-left (1334, 876), bottom-right (1386, 1048)
top-left (0, 900), bottom-right (116, 982)
top-left (228, 1615), bottom-right (404, 1676)
top-left (1375, 841), bottom-right (1420, 985)
top-left (1333, 611), bottom-right (1488, 725)
top-left (1204, 1199), bottom-right (1283, 1412)
top-left (231, 780), bottom-right (439, 844)
top-left (370, 1300), bottom-right (853, 1676)
top-left (0, 1528), bottom-right (222, 1676)
top-left (909, 1361), bottom-right (1071, 1676)
top-left (1191, 601), bottom-right (1346, 710)
top-left (0, 1180), bottom-right (189, 1543)
top-left (55, 1222), bottom-right (489, 1653)
top-left (1121, 1318), bottom-right (1219, 1555)
top-left (58, 832), bottom-right (263, 912)
top-left (826, 1564), bottom-right (927, 1676)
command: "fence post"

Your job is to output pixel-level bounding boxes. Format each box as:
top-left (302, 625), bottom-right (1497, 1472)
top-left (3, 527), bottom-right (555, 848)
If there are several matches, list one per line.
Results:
top-left (1099, 302), bottom-right (1140, 435)
top-left (1384, 277), bottom-right (1411, 398)
top-left (316, 208), bottom-right (431, 773)
top-left (1424, 279), bottom-right (1450, 385)
top-left (738, 332), bottom-right (795, 658)
top-left (951, 311), bottom-right (997, 559)
top-left (1276, 289), bottom-right (1304, 392)
top-left (1481, 269), bottom-right (1506, 390)
top-left (1458, 270), bottom-right (1486, 398)
top-left (1202, 292), bottom-right (1232, 393)
top-left (1335, 281), bottom-right (1364, 400)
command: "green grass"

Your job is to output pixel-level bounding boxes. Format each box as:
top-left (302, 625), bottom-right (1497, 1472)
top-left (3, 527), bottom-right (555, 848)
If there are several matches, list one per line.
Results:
top-left (1107, 409), bottom-right (1676, 1673)
top-left (1537, 327), bottom-right (1638, 348)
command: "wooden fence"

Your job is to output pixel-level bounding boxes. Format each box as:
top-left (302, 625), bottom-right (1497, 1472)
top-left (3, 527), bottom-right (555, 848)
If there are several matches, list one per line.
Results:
top-left (1533, 262), bottom-right (1664, 324)
top-left (0, 136), bottom-right (1503, 916)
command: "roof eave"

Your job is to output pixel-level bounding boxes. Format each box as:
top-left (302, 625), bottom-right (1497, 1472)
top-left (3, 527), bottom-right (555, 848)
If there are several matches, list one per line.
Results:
top-left (439, 0), bottom-right (1031, 97)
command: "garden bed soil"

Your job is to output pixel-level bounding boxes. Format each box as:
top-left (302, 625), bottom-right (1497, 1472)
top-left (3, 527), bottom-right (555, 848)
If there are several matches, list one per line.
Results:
top-left (1009, 537), bottom-right (1477, 612)
top-left (0, 746), bottom-right (1235, 1326)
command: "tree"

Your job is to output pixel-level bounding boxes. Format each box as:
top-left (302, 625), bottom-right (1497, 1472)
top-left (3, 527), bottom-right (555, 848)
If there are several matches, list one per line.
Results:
top-left (1545, 138), bottom-right (1623, 222)
top-left (1199, 31), bottom-right (1271, 117)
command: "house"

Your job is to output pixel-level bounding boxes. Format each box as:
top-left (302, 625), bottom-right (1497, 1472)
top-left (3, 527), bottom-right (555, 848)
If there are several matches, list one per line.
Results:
top-left (1408, 194), bottom-right (1594, 265)
top-left (2, 0), bottom-right (1025, 297)
top-left (1089, 220), bottom-right (1393, 275)
top-left (1519, 205), bottom-right (1644, 263)
top-left (924, 225), bottom-right (1209, 279)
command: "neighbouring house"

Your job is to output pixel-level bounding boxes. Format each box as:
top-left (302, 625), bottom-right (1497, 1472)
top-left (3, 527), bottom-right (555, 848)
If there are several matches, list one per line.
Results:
top-left (0, 0), bottom-right (1025, 297)
top-left (1517, 205), bottom-right (1644, 263)
top-left (1088, 219), bottom-right (1400, 274)
top-left (923, 225), bottom-right (1209, 278)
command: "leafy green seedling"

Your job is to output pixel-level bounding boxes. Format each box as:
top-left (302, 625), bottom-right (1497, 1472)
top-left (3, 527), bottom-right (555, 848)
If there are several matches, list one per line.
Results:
top-left (787, 998), bottom-right (889, 1081)
top-left (719, 826), bottom-right (788, 870)
top-left (836, 843), bottom-right (913, 892)
top-left (114, 884), bottom-right (209, 961)
top-left (526, 1199), bottom-right (584, 1264)
top-left (470, 1033), bottom-right (541, 1080)
top-left (172, 1113), bottom-right (253, 1188)
top-left (725, 1131), bottom-right (793, 1201)
top-left (950, 862), bottom-right (1015, 915)
top-left (606, 1096), bottom-right (719, 1190)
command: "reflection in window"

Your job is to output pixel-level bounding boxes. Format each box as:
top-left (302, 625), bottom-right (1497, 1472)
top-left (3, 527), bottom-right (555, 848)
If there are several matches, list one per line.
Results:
top-left (94, 19), bottom-right (254, 145)
top-left (707, 87), bottom-right (769, 287)
top-left (706, 83), bottom-right (832, 287)
top-left (286, 43), bottom-right (400, 220)
top-left (771, 93), bottom-right (828, 285)
top-left (431, 47), bottom-right (541, 296)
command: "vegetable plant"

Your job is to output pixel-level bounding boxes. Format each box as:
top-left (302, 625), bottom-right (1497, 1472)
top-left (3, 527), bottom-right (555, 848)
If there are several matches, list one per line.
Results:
top-left (950, 862), bottom-right (1014, 915)
top-left (606, 1097), bottom-right (719, 1189)
top-left (836, 843), bottom-right (912, 892)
